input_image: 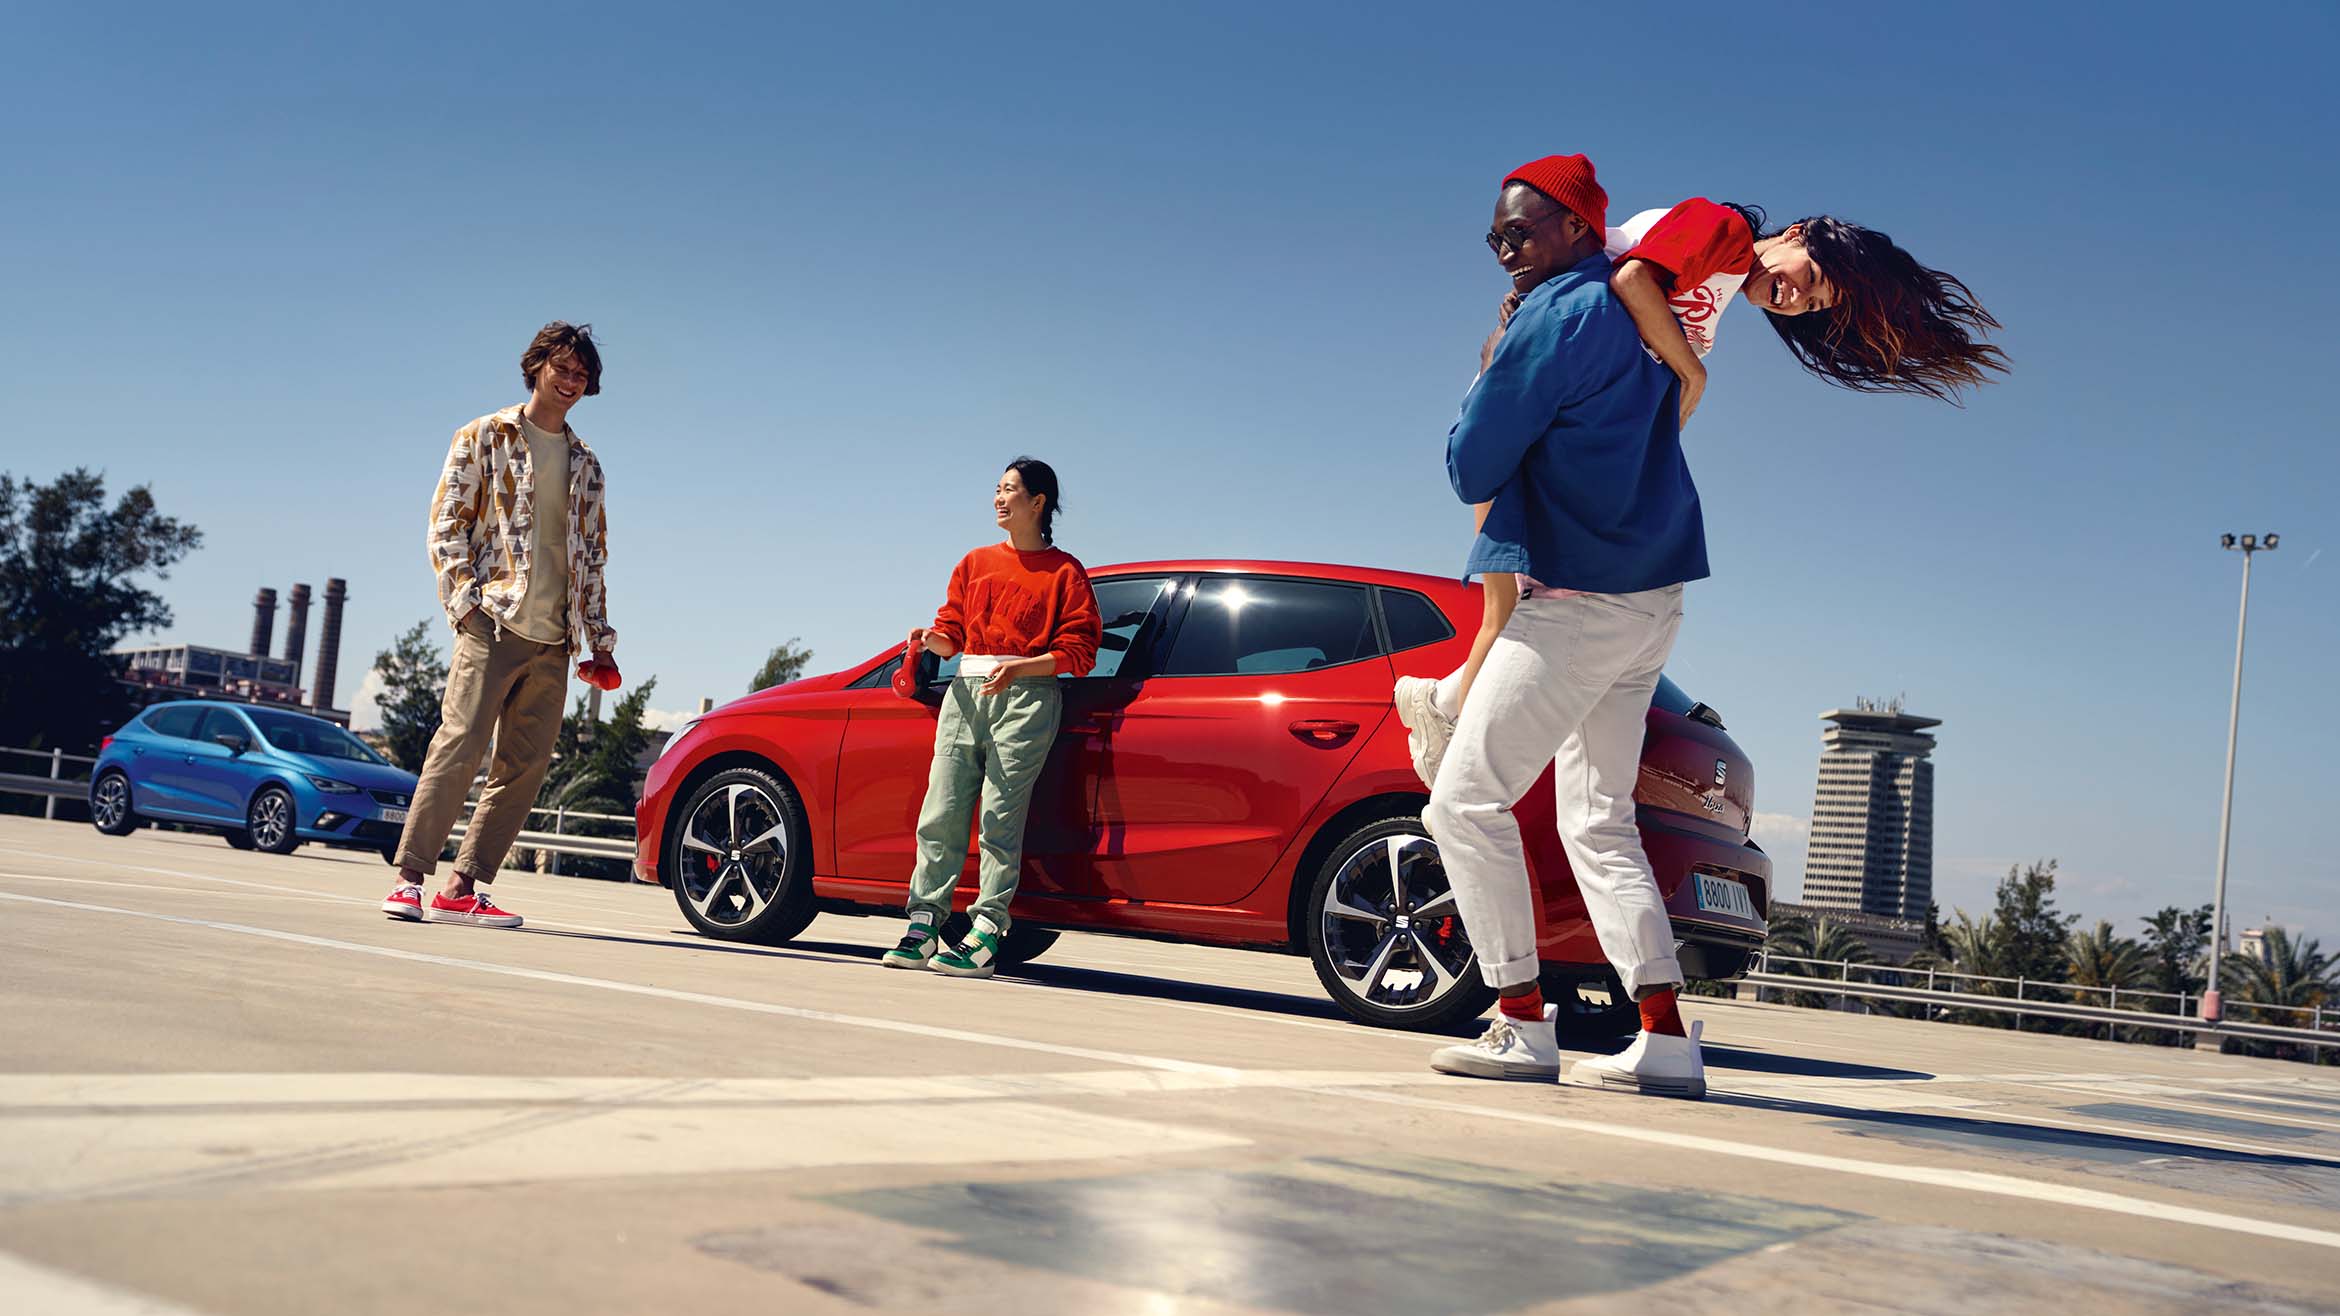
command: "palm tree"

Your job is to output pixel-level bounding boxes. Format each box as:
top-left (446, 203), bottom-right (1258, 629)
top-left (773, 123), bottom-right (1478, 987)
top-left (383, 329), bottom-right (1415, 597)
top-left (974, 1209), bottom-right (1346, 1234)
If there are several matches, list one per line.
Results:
top-left (2221, 928), bottom-right (2340, 1063)
top-left (2066, 920), bottom-right (2150, 1040)
top-left (1761, 916), bottom-right (1877, 1010)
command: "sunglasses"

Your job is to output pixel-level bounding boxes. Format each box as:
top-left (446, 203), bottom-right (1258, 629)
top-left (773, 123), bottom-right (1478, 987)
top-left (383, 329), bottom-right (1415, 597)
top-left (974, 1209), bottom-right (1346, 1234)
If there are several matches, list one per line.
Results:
top-left (1484, 210), bottom-right (1572, 257)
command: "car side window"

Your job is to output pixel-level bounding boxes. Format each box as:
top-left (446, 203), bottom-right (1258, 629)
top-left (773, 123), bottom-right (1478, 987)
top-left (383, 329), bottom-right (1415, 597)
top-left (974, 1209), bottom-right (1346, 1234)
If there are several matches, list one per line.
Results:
top-left (1083, 576), bottom-right (1172, 679)
top-left (143, 706), bottom-right (201, 740)
top-left (1160, 576), bottom-right (1379, 677)
top-left (193, 708), bottom-right (249, 746)
top-left (1379, 588), bottom-right (1456, 652)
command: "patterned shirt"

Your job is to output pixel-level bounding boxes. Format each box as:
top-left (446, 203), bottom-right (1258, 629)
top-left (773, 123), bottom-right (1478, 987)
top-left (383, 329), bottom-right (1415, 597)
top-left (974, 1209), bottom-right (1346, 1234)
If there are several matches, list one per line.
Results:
top-left (427, 405), bottom-right (616, 655)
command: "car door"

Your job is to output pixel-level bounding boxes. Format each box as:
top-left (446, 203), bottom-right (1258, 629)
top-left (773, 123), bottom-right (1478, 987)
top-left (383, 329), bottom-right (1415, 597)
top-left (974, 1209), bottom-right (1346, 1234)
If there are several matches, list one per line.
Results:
top-left (129, 705), bottom-right (205, 816)
top-left (1089, 573), bottom-right (1392, 906)
top-left (178, 707), bottom-right (265, 822)
top-left (826, 574), bottom-right (1177, 901)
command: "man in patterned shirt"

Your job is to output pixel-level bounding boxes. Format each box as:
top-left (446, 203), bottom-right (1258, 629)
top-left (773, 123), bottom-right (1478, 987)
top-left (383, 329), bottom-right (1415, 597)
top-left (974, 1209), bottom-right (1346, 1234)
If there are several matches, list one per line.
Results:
top-left (381, 322), bottom-right (621, 930)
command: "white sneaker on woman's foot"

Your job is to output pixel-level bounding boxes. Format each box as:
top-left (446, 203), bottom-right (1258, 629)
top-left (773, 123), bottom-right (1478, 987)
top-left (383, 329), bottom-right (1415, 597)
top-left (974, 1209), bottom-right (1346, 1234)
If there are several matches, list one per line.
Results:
top-left (1393, 676), bottom-right (1454, 790)
top-left (1567, 1020), bottom-right (1706, 1099)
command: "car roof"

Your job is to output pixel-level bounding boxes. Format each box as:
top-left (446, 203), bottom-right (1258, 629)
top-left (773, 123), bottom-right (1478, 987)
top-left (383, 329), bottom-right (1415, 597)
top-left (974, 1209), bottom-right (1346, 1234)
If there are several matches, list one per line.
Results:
top-left (1091, 559), bottom-right (1467, 594)
top-left (147, 700), bottom-right (329, 726)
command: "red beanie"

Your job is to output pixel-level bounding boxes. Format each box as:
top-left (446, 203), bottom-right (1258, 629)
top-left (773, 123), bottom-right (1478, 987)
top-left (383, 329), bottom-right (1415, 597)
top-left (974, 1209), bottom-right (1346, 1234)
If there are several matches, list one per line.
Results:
top-left (1504, 154), bottom-right (1607, 237)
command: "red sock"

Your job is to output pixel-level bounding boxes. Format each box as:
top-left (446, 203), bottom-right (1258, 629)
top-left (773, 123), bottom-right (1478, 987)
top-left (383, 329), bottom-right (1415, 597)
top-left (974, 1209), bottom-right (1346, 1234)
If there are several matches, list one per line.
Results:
top-left (1638, 988), bottom-right (1686, 1037)
top-left (1498, 987), bottom-right (1546, 1022)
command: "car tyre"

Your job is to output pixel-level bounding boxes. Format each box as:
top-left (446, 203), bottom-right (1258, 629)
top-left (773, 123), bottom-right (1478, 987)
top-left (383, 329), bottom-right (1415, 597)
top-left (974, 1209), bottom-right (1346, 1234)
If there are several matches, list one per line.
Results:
top-left (90, 771), bottom-right (140, 836)
top-left (1539, 966), bottom-right (1641, 1044)
top-left (380, 845), bottom-right (402, 865)
top-left (224, 830), bottom-right (256, 851)
top-left (667, 765), bottom-right (818, 945)
top-left (246, 786), bottom-right (300, 855)
top-left (1304, 814), bottom-right (1496, 1031)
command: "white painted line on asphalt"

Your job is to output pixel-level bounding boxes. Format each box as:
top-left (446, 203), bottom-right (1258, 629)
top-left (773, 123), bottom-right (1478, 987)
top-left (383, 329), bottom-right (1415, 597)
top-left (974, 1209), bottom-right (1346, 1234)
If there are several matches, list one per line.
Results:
top-left (0, 1250), bottom-right (207, 1314)
top-left (2015, 1082), bottom-right (2340, 1133)
top-left (0, 1067), bottom-right (1443, 1110)
top-left (0, 873), bottom-right (345, 904)
top-left (0, 890), bottom-right (1243, 1078)
top-left (1333, 1087), bottom-right (2340, 1252)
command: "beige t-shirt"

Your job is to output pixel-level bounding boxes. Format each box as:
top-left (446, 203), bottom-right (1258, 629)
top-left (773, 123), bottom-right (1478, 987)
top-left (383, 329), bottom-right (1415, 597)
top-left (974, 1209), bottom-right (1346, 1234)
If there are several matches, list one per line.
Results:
top-left (509, 416), bottom-right (573, 646)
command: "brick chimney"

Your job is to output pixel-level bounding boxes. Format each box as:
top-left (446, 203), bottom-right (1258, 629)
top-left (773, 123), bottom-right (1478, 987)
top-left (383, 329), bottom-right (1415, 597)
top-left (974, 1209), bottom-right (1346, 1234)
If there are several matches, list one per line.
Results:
top-left (282, 583), bottom-right (312, 682)
top-left (311, 578), bottom-right (348, 711)
top-left (249, 588), bottom-right (278, 657)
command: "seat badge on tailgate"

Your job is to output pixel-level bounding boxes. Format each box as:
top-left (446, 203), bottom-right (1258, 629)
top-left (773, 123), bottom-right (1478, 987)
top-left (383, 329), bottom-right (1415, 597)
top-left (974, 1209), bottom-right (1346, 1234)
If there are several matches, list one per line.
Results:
top-left (1702, 759), bottom-right (1728, 814)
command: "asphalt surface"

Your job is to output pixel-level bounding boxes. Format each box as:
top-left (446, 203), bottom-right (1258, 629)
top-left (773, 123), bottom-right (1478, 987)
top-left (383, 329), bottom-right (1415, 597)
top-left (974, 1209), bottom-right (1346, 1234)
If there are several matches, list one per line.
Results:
top-left (4, 813), bottom-right (2338, 1315)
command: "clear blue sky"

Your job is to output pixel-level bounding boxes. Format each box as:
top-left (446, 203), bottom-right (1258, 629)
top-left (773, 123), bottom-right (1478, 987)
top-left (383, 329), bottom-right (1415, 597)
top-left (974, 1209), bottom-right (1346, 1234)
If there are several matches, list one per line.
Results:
top-left (5, 2), bottom-right (2333, 941)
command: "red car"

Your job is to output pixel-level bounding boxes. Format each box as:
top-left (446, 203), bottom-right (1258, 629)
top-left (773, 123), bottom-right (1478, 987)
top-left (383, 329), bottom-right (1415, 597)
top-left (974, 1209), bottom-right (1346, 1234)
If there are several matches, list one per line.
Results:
top-left (635, 560), bottom-right (1769, 1035)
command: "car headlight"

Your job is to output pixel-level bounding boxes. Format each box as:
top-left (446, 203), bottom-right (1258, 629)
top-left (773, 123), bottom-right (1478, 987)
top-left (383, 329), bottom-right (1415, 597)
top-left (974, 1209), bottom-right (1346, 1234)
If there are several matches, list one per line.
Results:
top-left (306, 775), bottom-right (360, 793)
top-left (656, 721), bottom-right (700, 763)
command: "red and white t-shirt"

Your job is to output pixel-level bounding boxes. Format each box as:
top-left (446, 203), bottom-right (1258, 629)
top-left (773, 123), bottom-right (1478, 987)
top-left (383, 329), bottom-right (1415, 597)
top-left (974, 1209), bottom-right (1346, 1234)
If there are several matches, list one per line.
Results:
top-left (1604, 199), bottom-right (1755, 360)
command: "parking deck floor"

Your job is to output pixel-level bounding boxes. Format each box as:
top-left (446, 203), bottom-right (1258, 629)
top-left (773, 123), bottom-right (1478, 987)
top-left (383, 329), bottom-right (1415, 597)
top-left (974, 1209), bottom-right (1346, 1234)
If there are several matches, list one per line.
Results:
top-left (3, 815), bottom-right (2336, 1314)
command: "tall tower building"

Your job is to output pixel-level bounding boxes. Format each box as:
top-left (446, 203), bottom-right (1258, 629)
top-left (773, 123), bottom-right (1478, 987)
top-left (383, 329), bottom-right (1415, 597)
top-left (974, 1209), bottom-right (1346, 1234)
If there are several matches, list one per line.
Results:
top-left (1802, 699), bottom-right (1940, 921)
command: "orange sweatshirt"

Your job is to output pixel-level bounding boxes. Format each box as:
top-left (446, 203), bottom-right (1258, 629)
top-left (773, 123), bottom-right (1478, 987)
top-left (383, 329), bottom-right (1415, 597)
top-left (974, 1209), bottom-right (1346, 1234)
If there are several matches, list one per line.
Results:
top-left (929, 542), bottom-right (1103, 677)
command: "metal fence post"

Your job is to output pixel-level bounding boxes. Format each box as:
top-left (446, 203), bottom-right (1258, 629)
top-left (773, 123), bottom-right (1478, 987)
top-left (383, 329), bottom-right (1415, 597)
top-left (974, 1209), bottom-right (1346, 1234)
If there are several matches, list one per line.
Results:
top-left (44, 748), bottom-right (61, 821)
top-left (549, 806), bottom-right (565, 877)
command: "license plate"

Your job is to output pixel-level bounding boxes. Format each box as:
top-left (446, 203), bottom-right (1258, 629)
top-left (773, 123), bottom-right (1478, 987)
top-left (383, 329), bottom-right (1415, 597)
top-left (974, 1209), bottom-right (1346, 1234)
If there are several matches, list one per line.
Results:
top-left (377, 807), bottom-right (408, 825)
top-left (1694, 873), bottom-right (1755, 920)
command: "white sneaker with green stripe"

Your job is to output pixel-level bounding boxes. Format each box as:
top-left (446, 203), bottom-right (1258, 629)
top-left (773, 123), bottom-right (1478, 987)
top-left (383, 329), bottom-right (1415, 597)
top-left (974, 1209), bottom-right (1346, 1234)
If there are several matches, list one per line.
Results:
top-left (930, 918), bottom-right (1004, 978)
top-left (881, 912), bottom-right (942, 969)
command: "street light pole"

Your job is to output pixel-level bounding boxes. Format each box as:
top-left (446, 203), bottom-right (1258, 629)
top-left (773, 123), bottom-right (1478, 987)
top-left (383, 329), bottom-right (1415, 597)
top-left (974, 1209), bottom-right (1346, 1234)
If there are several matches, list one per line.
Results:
top-left (2204, 531), bottom-right (2279, 1026)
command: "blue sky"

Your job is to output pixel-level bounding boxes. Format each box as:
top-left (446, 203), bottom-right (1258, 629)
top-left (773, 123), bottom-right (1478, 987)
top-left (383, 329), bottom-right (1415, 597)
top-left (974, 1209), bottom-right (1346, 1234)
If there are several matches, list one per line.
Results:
top-left (4, 2), bottom-right (2333, 941)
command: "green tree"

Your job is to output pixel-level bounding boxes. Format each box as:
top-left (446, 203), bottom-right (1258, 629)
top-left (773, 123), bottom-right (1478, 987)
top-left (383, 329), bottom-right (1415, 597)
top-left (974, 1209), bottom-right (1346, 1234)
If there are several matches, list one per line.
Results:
top-left (1993, 860), bottom-right (2075, 985)
top-left (2066, 920), bottom-right (2151, 1041)
top-left (532, 677), bottom-right (658, 879)
top-left (2141, 903), bottom-right (2215, 1001)
top-left (749, 638), bottom-right (814, 693)
top-left (2221, 928), bottom-right (2340, 1063)
top-left (370, 620), bottom-right (448, 773)
top-left (1762, 915), bottom-right (1877, 1010)
top-left (0, 470), bottom-right (202, 753)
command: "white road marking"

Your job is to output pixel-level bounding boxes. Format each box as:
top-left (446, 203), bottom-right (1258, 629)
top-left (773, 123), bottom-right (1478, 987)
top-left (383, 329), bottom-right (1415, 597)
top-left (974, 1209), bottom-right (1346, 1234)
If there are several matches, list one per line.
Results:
top-left (0, 873), bottom-right (345, 904)
top-left (0, 1250), bottom-right (207, 1314)
top-left (0, 890), bottom-right (1242, 1077)
top-left (1333, 1088), bottom-right (2340, 1252)
top-left (2014, 1081), bottom-right (2340, 1133)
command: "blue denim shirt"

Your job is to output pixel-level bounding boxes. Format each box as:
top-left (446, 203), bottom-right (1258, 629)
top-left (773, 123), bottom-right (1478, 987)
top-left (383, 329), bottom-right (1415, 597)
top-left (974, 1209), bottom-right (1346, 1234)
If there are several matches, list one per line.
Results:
top-left (1447, 251), bottom-right (1709, 594)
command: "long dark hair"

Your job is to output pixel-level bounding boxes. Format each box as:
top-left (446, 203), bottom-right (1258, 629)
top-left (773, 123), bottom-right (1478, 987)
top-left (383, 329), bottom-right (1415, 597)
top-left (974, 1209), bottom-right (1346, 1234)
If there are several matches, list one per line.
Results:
top-left (1006, 456), bottom-right (1062, 545)
top-left (1758, 215), bottom-right (2008, 402)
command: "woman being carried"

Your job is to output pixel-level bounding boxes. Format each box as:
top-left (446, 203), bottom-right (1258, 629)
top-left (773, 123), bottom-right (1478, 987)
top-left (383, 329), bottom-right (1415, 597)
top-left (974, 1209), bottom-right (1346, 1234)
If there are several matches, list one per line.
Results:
top-left (1396, 193), bottom-right (2008, 787)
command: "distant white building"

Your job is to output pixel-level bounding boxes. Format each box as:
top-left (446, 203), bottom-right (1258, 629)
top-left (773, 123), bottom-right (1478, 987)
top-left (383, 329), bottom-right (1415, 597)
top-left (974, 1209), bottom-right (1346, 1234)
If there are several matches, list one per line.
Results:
top-left (1801, 698), bottom-right (1939, 923)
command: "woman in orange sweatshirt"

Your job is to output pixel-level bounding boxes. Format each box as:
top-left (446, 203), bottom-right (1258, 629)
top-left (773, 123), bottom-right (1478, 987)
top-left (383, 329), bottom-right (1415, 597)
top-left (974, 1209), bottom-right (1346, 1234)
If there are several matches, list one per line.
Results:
top-left (881, 457), bottom-right (1102, 979)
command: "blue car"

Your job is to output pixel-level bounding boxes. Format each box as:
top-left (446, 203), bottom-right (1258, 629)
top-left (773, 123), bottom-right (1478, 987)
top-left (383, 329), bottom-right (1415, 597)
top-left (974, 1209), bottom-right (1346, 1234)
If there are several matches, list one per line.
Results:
top-left (89, 700), bottom-right (420, 861)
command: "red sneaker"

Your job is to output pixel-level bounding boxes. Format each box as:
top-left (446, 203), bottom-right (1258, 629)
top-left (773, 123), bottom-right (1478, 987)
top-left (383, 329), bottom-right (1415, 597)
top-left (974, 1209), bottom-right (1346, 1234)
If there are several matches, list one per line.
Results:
top-left (423, 889), bottom-right (523, 929)
top-left (382, 883), bottom-right (423, 921)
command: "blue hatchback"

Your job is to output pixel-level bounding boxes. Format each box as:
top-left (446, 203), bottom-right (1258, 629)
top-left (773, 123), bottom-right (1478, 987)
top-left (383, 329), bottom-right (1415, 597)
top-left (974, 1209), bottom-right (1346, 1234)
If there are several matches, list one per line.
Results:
top-left (89, 701), bottom-right (421, 860)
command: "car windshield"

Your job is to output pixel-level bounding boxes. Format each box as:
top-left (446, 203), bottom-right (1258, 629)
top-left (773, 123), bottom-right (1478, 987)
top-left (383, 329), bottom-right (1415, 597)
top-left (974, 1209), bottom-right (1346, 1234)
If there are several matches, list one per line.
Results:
top-left (246, 710), bottom-right (389, 764)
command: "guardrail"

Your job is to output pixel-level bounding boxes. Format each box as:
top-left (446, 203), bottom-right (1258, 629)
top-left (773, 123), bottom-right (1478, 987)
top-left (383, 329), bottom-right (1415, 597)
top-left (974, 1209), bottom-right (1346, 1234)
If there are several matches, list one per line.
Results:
top-left (1748, 964), bottom-right (2340, 1051)
top-left (0, 747), bottom-right (96, 821)
top-left (1756, 949), bottom-right (2331, 1034)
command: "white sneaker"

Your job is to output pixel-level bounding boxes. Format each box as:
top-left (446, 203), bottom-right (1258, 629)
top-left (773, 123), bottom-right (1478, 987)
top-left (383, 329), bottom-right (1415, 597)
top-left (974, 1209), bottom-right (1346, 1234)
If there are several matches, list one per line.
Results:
top-left (1430, 1006), bottom-right (1561, 1081)
top-left (1393, 676), bottom-right (1454, 790)
top-left (1567, 1019), bottom-right (1706, 1099)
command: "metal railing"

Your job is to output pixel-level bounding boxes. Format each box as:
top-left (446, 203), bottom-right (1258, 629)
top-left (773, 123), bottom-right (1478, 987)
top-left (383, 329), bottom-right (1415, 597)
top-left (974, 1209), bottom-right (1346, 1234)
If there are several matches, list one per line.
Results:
top-left (0, 747), bottom-right (97, 820)
top-left (1751, 951), bottom-right (2340, 1050)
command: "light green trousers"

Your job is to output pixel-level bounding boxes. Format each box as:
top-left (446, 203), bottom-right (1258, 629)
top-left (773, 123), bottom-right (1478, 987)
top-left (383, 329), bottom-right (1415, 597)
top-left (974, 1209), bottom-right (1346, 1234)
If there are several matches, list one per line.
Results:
top-left (905, 675), bottom-right (1062, 934)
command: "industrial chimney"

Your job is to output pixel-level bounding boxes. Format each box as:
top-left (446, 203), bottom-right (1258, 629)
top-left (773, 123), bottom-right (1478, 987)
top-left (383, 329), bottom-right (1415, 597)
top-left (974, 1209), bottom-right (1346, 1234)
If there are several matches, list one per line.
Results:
top-left (250, 588), bottom-right (278, 657)
top-left (311, 578), bottom-right (348, 712)
top-left (283, 583), bottom-right (312, 682)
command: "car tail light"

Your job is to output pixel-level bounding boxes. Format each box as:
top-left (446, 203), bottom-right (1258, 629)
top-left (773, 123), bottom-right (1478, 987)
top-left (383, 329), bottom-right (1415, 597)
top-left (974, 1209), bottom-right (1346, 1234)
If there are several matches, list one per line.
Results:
top-left (100, 736), bottom-right (113, 753)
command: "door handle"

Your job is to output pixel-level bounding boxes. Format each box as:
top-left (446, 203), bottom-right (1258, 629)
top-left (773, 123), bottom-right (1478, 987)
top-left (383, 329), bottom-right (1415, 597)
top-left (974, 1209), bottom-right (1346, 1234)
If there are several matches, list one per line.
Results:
top-left (1289, 719), bottom-right (1358, 747)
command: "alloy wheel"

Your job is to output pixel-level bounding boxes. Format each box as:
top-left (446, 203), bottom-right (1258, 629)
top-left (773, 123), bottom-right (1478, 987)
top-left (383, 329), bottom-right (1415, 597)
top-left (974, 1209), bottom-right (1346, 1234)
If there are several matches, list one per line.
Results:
top-left (677, 781), bottom-right (791, 928)
top-left (92, 776), bottom-right (128, 830)
top-left (249, 791), bottom-right (291, 850)
top-left (1318, 828), bottom-right (1476, 1013)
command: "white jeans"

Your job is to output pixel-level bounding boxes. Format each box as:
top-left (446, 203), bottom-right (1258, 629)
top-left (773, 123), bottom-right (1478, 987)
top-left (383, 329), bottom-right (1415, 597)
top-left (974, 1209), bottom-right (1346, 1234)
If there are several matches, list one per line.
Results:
top-left (1423, 585), bottom-right (1685, 997)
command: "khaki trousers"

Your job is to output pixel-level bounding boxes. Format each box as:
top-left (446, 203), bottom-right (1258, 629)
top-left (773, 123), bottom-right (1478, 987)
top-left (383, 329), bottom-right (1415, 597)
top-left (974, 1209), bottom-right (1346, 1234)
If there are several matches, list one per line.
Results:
top-left (904, 675), bottom-right (1062, 934)
top-left (393, 611), bottom-right (569, 881)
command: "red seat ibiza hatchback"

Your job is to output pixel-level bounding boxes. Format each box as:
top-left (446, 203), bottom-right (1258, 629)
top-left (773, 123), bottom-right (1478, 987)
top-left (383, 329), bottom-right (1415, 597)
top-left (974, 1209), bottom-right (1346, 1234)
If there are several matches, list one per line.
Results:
top-left (635, 560), bottom-right (1771, 1036)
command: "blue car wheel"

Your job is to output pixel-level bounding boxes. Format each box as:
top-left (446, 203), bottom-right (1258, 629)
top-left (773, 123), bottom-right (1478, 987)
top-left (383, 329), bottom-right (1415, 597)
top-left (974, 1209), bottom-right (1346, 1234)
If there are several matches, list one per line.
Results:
top-left (246, 785), bottom-right (300, 855)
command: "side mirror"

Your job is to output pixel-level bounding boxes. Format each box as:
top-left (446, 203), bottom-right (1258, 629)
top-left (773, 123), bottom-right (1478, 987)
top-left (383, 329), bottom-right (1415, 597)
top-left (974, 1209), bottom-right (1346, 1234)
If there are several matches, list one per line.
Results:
top-left (212, 733), bottom-right (249, 755)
